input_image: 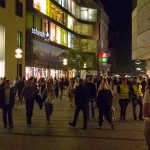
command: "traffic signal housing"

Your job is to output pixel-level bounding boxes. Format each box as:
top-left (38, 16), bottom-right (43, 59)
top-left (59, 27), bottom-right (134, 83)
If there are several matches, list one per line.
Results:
top-left (98, 51), bottom-right (108, 63)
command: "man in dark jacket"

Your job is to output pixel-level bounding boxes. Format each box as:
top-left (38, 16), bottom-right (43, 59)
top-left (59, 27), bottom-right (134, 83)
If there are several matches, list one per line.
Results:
top-left (85, 77), bottom-right (97, 120)
top-left (0, 80), bottom-right (15, 128)
top-left (69, 79), bottom-right (88, 129)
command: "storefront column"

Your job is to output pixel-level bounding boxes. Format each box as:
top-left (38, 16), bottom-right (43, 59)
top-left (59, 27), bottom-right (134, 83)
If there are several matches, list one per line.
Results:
top-left (146, 59), bottom-right (150, 77)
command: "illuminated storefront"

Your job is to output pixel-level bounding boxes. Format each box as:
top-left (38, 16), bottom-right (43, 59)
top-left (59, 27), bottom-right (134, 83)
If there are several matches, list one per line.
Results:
top-left (25, 0), bottom-right (104, 79)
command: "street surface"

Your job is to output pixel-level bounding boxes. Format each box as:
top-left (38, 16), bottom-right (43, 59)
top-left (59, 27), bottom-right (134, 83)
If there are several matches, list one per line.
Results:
top-left (0, 95), bottom-right (147, 150)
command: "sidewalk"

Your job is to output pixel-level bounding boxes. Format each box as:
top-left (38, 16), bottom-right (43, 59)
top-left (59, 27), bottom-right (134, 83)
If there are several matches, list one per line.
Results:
top-left (0, 96), bottom-right (147, 150)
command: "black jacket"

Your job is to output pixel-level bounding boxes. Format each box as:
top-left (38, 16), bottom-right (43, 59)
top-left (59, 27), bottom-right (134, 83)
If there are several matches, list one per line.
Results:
top-left (96, 89), bottom-right (113, 109)
top-left (85, 82), bottom-right (96, 100)
top-left (75, 85), bottom-right (88, 108)
top-left (0, 86), bottom-right (15, 107)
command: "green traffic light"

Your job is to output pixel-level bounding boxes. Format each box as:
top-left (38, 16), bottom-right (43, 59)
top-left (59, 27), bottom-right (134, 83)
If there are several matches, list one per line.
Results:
top-left (102, 58), bottom-right (107, 62)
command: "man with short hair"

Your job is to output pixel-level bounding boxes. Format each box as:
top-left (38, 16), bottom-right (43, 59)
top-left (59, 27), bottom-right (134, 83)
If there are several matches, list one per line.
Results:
top-left (0, 80), bottom-right (15, 128)
top-left (69, 78), bottom-right (88, 129)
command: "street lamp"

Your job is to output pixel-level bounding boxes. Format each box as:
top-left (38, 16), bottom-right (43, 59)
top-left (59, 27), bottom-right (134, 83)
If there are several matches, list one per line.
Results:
top-left (15, 48), bottom-right (22, 77)
top-left (63, 58), bottom-right (68, 65)
top-left (83, 63), bottom-right (87, 69)
top-left (63, 58), bottom-right (68, 77)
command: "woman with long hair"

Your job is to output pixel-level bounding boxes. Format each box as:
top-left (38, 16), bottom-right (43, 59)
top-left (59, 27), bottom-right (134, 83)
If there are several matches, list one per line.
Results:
top-left (43, 81), bottom-right (55, 124)
top-left (96, 78), bottom-right (114, 130)
top-left (143, 78), bottom-right (150, 150)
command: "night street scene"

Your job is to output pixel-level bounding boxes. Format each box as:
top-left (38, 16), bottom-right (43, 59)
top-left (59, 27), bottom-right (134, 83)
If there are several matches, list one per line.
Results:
top-left (0, 0), bottom-right (150, 150)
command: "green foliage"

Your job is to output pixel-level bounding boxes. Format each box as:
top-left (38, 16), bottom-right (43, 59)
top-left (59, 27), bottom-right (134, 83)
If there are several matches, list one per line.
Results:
top-left (67, 37), bottom-right (91, 71)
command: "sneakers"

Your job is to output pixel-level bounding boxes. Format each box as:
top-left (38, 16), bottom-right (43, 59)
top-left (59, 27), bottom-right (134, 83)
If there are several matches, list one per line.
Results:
top-left (9, 125), bottom-right (14, 129)
top-left (139, 118), bottom-right (144, 121)
top-left (4, 125), bottom-right (14, 129)
top-left (69, 122), bottom-right (75, 128)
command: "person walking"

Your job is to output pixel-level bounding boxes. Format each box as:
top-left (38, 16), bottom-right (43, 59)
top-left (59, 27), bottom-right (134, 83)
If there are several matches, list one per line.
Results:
top-left (59, 78), bottom-right (64, 100)
top-left (85, 77), bottom-right (97, 120)
top-left (143, 78), bottom-right (150, 150)
top-left (0, 80), bottom-right (15, 128)
top-left (118, 78), bottom-right (129, 121)
top-left (22, 80), bottom-right (37, 126)
top-left (53, 78), bottom-right (59, 98)
top-left (96, 78), bottom-right (114, 130)
top-left (130, 77), bottom-right (144, 121)
top-left (16, 77), bottom-right (24, 102)
top-left (69, 79), bottom-right (88, 129)
top-left (68, 78), bottom-right (74, 107)
top-left (42, 81), bottom-right (55, 124)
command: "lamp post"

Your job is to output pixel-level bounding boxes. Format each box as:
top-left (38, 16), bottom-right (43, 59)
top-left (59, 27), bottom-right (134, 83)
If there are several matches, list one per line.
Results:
top-left (83, 63), bottom-right (87, 69)
top-left (63, 58), bottom-right (68, 77)
top-left (15, 48), bottom-right (22, 77)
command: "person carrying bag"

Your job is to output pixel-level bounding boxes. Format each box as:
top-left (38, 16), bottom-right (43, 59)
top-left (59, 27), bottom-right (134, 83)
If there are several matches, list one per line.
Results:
top-left (43, 81), bottom-right (55, 124)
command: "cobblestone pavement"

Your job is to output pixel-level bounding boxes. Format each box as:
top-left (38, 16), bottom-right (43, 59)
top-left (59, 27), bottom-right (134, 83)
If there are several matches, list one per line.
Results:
top-left (0, 95), bottom-right (147, 150)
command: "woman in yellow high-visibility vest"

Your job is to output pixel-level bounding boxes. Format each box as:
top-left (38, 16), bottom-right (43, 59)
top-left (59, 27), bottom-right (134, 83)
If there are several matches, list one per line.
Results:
top-left (118, 78), bottom-right (129, 121)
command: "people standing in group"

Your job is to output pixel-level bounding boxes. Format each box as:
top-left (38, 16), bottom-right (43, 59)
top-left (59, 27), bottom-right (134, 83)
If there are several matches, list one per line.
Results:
top-left (22, 79), bottom-right (37, 126)
top-left (42, 80), bottom-right (55, 124)
top-left (143, 78), bottom-right (150, 150)
top-left (0, 80), bottom-right (15, 128)
top-left (130, 77), bottom-right (144, 121)
top-left (96, 78), bottom-right (114, 130)
top-left (118, 78), bottom-right (129, 121)
top-left (69, 79), bottom-right (88, 130)
top-left (85, 77), bottom-right (96, 120)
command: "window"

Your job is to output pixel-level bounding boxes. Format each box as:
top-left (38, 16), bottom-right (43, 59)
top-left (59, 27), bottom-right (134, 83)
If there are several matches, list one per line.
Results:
top-left (42, 19), bottom-right (48, 33)
top-left (62, 0), bottom-right (67, 9)
top-left (16, 0), bottom-right (23, 17)
top-left (50, 23), bottom-right (56, 42)
top-left (68, 15), bottom-right (74, 30)
top-left (0, 0), bottom-right (5, 8)
top-left (17, 31), bottom-right (23, 48)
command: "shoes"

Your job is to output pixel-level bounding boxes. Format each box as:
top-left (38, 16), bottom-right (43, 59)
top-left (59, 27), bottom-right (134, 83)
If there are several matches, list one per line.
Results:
top-left (47, 121), bottom-right (50, 124)
top-left (4, 125), bottom-right (7, 128)
top-left (98, 126), bottom-right (102, 129)
top-left (139, 118), bottom-right (144, 121)
top-left (111, 124), bottom-right (114, 130)
top-left (27, 124), bottom-right (31, 127)
top-left (69, 122), bottom-right (75, 128)
top-left (83, 127), bottom-right (87, 130)
top-left (9, 125), bottom-right (14, 129)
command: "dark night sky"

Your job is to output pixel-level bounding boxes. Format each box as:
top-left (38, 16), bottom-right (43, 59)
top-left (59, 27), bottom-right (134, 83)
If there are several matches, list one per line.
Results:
top-left (101, 0), bottom-right (133, 72)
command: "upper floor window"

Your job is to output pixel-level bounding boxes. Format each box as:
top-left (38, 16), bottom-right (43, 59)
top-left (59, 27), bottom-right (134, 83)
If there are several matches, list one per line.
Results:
top-left (0, 0), bottom-right (5, 8)
top-left (17, 31), bottom-right (23, 48)
top-left (16, 0), bottom-right (23, 17)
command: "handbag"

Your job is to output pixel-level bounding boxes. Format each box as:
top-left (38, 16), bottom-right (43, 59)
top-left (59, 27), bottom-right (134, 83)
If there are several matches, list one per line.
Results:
top-left (45, 93), bottom-right (55, 104)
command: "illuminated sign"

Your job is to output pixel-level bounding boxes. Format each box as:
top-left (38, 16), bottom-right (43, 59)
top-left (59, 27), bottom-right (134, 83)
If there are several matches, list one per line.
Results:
top-left (31, 28), bottom-right (50, 41)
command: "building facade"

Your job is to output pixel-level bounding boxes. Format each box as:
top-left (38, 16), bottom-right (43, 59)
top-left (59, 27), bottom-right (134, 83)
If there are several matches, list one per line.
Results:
top-left (25, 0), bottom-right (109, 79)
top-left (132, 0), bottom-right (150, 74)
top-left (0, 0), bottom-right (26, 82)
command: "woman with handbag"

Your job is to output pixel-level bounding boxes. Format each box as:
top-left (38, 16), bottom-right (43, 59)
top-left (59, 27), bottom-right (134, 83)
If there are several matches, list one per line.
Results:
top-left (143, 78), bottom-right (150, 150)
top-left (43, 81), bottom-right (55, 124)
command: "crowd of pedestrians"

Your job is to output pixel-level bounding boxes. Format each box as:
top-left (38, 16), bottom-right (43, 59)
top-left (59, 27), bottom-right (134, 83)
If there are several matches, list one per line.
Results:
top-left (0, 75), bottom-right (150, 149)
